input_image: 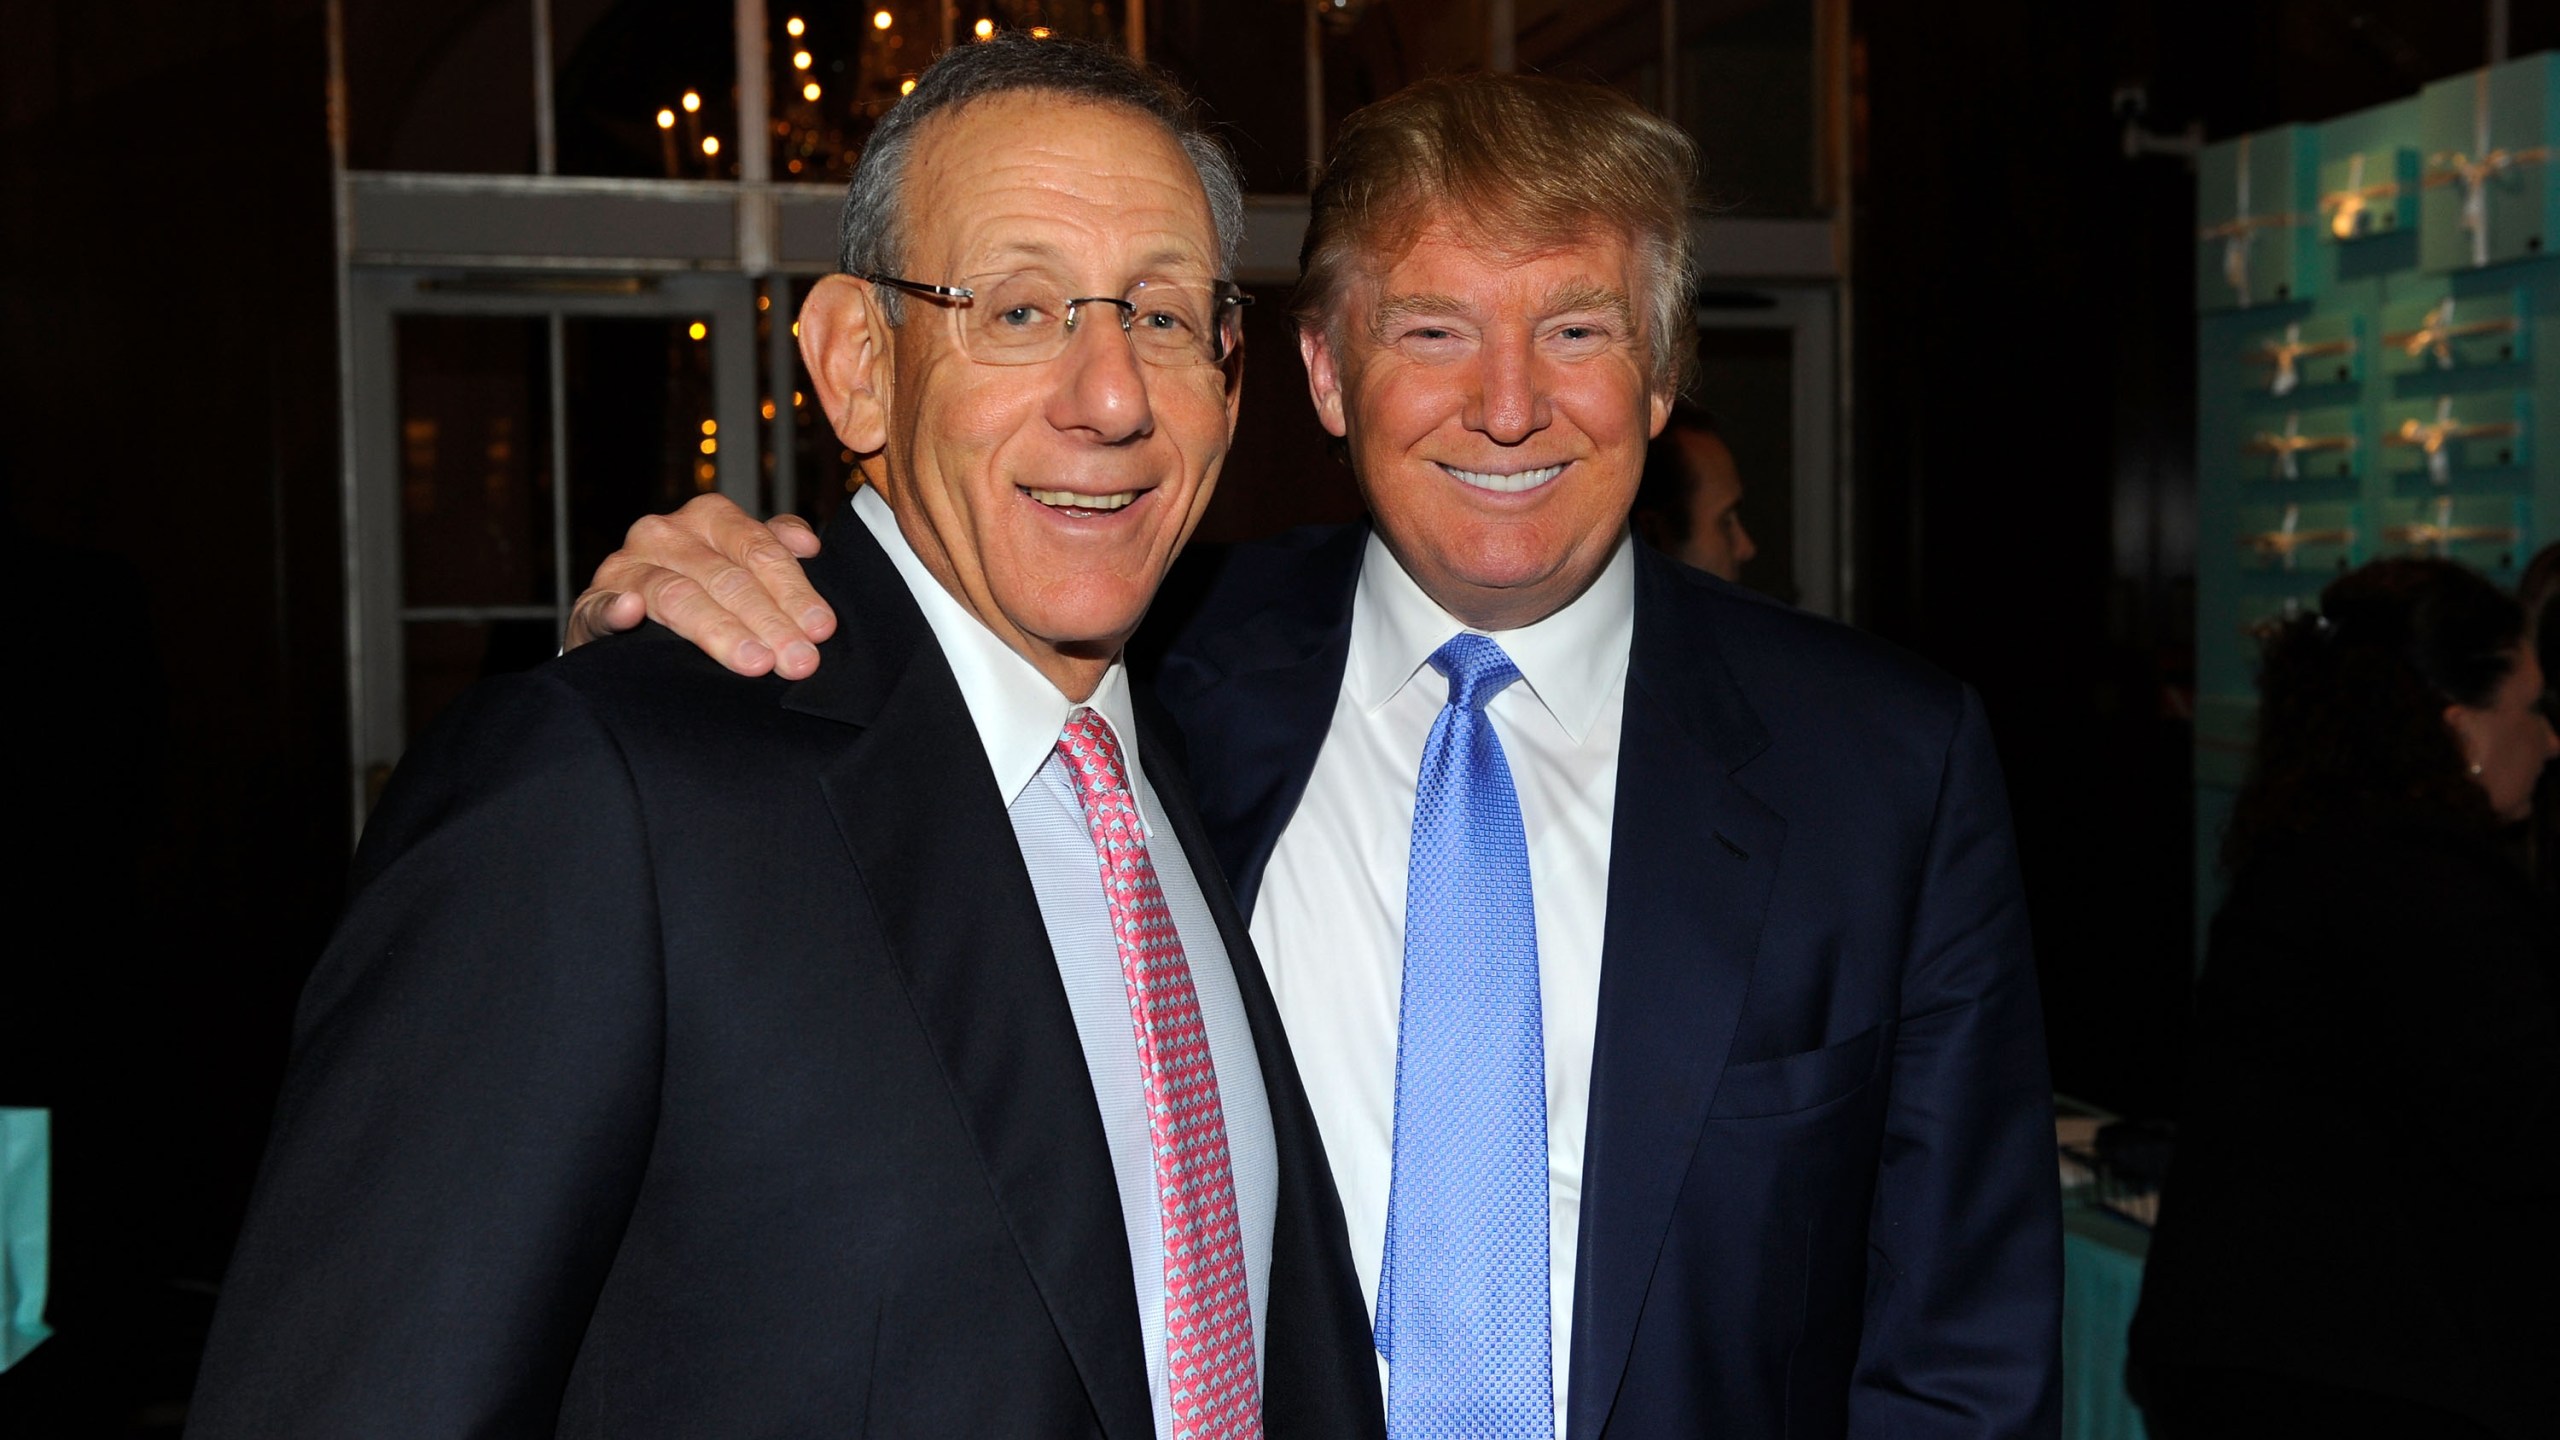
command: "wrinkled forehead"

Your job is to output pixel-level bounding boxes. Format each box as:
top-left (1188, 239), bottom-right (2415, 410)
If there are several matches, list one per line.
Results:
top-left (904, 93), bottom-right (1219, 275)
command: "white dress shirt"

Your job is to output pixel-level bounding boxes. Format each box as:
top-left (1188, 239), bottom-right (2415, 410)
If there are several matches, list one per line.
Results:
top-left (854, 487), bottom-right (1277, 1439)
top-left (1248, 528), bottom-right (1635, 1436)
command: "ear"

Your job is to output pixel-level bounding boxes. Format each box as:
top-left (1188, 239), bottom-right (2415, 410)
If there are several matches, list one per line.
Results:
top-left (2443, 700), bottom-right (2491, 776)
top-left (1299, 324), bottom-right (1350, 439)
top-left (799, 274), bottom-right (891, 455)
top-left (1648, 385), bottom-right (1673, 440)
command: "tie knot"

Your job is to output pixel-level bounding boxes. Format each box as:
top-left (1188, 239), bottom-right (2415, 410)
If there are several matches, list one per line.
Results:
top-left (1056, 708), bottom-right (1130, 803)
top-left (1429, 633), bottom-right (1522, 713)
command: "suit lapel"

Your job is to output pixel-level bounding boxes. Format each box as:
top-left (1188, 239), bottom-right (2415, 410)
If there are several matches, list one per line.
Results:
top-left (1157, 525), bottom-right (1366, 918)
top-left (785, 520), bottom-right (1155, 1440)
top-left (1568, 554), bottom-right (1787, 1440)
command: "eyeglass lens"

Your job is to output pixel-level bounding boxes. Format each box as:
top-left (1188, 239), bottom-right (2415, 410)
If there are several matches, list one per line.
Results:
top-left (958, 273), bottom-right (1239, 367)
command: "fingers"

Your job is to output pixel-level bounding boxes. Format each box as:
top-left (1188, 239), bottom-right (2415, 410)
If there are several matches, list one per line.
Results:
top-left (563, 589), bottom-right (649, 651)
top-left (767, 512), bottom-right (823, 559)
top-left (632, 564), bottom-right (785, 676)
top-left (564, 499), bottom-right (835, 678)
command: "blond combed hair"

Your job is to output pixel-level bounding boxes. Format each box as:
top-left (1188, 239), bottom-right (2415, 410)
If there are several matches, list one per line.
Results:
top-left (1293, 72), bottom-right (1702, 396)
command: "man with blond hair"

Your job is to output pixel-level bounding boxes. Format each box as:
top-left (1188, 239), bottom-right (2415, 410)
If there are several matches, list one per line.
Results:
top-left (576, 69), bottom-right (2060, 1439)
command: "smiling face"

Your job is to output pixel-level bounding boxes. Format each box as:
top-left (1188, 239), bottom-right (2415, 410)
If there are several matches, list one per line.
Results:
top-left (1302, 221), bottom-right (1670, 631)
top-left (800, 92), bottom-right (1237, 699)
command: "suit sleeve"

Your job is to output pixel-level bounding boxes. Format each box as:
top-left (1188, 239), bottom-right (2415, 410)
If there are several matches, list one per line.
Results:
top-left (185, 671), bottom-right (665, 1439)
top-left (1846, 684), bottom-right (2063, 1440)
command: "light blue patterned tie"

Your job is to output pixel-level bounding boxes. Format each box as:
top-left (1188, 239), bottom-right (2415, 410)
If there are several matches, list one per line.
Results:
top-left (1376, 633), bottom-right (1552, 1439)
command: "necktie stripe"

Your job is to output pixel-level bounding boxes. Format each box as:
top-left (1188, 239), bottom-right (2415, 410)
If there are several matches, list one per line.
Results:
top-left (1058, 711), bottom-right (1262, 1440)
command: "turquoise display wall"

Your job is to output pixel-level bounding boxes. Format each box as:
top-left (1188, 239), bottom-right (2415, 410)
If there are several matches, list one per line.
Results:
top-left (2194, 53), bottom-right (2560, 956)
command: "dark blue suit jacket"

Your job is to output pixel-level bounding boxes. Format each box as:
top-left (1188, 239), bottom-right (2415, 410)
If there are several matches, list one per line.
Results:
top-left (1149, 523), bottom-right (2062, 1440)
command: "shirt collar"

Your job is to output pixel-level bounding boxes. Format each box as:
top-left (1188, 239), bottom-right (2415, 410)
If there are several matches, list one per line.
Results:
top-left (852, 485), bottom-right (1157, 832)
top-left (1343, 525), bottom-right (1636, 743)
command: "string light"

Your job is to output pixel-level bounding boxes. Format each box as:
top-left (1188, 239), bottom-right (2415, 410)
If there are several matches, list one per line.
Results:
top-left (681, 90), bottom-right (702, 113)
top-left (872, 9), bottom-right (893, 28)
top-left (702, 135), bottom-right (721, 156)
top-left (757, 293), bottom-right (770, 311)
top-left (689, 321), bottom-right (708, 340)
top-left (803, 81), bottom-right (822, 101)
top-left (785, 15), bottom-right (805, 36)
top-left (900, 78), bottom-right (917, 95)
top-left (1030, 25), bottom-right (1051, 37)
top-left (792, 49), bottom-right (812, 69)
top-left (656, 108), bottom-right (675, 129)
top-left (973, 18), bottom-right (994, 38)
top-left (701, 419), bottom-right (718, 435)
top-left (761, 399), bottom-right (777, 420)
top-left (700, 437), bottom-right (719, 455)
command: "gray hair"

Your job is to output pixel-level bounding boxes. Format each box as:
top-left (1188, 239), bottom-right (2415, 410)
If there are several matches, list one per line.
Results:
top-left (836, 34), bottom-right (1246, 322)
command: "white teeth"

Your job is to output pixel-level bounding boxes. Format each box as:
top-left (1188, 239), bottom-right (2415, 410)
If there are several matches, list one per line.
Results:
top-left (1441, 462), bottom-right (1564, 494)
top-left (1024, 488), bottom-right (1138, 511)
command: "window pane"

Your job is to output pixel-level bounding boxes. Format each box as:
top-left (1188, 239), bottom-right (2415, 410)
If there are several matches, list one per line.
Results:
top-left (554, 0), bottom-right (741, 179)
top-left (396, 315), bottom-right (555, 609)
top-left (347, 0), bottom-right (538, 173)
top-left (563, 314), bottom-right (720, 585)
top-left (1691, 324), bottom-right (1797, 604)
top-left (1676, 0), bottom-right (1817, 217)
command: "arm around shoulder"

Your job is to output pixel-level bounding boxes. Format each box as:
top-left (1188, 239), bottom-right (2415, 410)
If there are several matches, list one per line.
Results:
top-left (1847, 683), bottom-right (2063, 1440)
top-left (187, 672), bottom-right (667, 1439)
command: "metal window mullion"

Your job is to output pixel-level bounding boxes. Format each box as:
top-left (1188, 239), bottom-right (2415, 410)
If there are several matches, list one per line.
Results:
top-left (548, 311), bottom-right (572, 630)
top-left (532, 0), bottom-right (557, 176)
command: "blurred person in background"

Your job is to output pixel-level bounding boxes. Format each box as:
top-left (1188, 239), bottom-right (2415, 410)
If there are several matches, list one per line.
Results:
top-left (2128, 558), bottom-right (2560, 1440)
top-left (2520, 542), bottom-right (2560, 906)
top-left (1629, 401), bottom-right (1757, 583)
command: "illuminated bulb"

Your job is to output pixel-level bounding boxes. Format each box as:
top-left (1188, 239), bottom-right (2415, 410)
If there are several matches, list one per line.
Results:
top-left (973, 18), bottom-right (993, 38)
top-left (1029, 25), bottom-right (1050, 37)
top-left (790, 321), bottom-right (799, 336)
top-left (656, 108), bottom-right (676, 129)
top-left (899, 78), bottom-right (916, 95)
top-left (682, 90), bottom-right (702, 112)
top-left (802, 81), bottom-right (822, 101)
top-left (786, 15), bottom-right (805, 36)
top-left (701, 419), bottom-right (718, 435)
top-left (757, 293), bottom-right (771, 311)
top-left (689, 321), bottom-right (708, 340)
top-left (702, 135), bottom-right (721, 156)
top-left (761, 399), bottom-right (777, 420)
top-left (793, 49), bottom-right (812, 69)
top-left (700, 437), bottom-right (719, 455)
top-left (873, 9), bottom-right (893, 29)
top-left (793, 390), bottom-right (805, 406)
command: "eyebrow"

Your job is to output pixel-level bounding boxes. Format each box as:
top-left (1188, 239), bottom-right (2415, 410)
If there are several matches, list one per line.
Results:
top-left (1541, 280), bottom-right (1635, 326)
top-left (1370, 292), bottom-right (1473, 336)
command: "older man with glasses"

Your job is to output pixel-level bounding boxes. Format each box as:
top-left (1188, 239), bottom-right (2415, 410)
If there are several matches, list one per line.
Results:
top-left (186, 37), bottom-right (1379, 1440)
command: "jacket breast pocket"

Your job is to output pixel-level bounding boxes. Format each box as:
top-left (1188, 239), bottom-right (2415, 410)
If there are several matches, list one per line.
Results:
top-left (1706, 1024), bottom-right (1883, 1119)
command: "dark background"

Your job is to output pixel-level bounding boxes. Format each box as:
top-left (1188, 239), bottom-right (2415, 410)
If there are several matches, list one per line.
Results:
top-left (6, 0), bottom-right (2556, 1429)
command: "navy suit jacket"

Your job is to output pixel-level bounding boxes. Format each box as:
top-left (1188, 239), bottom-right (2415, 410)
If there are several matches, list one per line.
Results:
top-left (1148, 523), bottom-right (2062, 1440)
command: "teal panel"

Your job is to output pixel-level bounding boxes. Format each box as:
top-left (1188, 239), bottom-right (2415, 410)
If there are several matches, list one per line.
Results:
top-left (2062, 1207), bottom-right (2154, 1440)
top-left (2377, 390), bottom-right (2532, 484)
top-left (2318, 145), bottom-right (2420, 241)
top-left (0, 1108), bottom-right (49, 1372)
top-left (2197, 125), bottom-right (2320, 312)
top-left (2378, 286), bottom-right (2530, 374)
top-left (2237, 404), bottom-right (2364, 483)
top-left (2198, 54), bottom-right (2560, 963)
top-left (2236, 311), bottom-right (2363, 396)
top-left (2418, 54), bottom-right (2560, 274)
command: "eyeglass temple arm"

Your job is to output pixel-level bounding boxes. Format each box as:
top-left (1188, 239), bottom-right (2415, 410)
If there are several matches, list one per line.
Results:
top-left (862, 274), bottom-right (973, 301)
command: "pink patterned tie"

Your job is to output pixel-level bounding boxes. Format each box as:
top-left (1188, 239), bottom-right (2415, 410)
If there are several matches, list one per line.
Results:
top-left (1057, 709), bottom-right (1262, 1440)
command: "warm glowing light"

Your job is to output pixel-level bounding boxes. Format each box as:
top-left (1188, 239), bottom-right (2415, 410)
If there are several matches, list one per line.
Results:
top-left (792, 49), bottom-right (812, 69)
top-left (696, 461), bottom-right (717, 487)
top-left (656, 108), bottom-right (676, 129)
top-left (790, 321), bottom-right (800, 336)
top-left (700, 437), bottom-right (719, 455)
top-left (701, 419), bottom-right (718, 436)
top-left (802, 81), bottom-right (822, 101)
top-left (761, 399), bottom-right (777, 420)
top-left (793, 390), bottom-right (805, 406)
top-left (899, 78), bottom-right (917, 95)
top-left (702, 135), bottom-right (721, 156)
top-left (785, 15), bottom-right (805, 36)
top-left (688, 321), bottom-right (708, 340)
top-left (872, 9), bottom-right (894, 29)
top-left (1029, 25), bottom-right (1051, 37)
top-left (681, 90), bottom-right (702, 112)
top-left (757, 293), bottom-right (771, 311)
top-left (973, 18), bottom-right (993, 38)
